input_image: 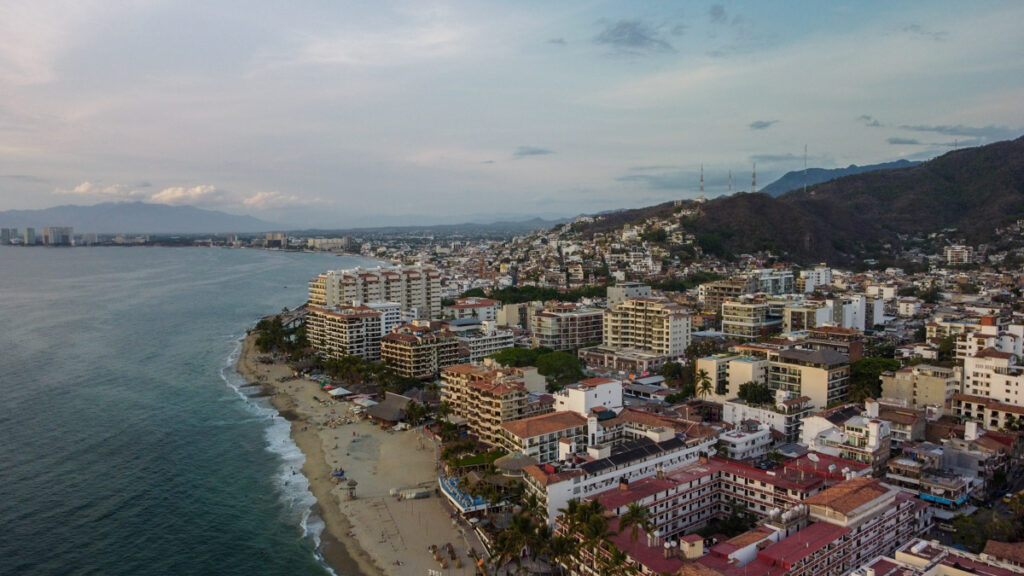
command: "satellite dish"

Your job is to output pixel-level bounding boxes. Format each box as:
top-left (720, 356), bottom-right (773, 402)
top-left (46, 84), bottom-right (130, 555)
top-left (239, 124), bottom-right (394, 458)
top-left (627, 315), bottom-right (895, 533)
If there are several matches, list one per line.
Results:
top-left (807, 453), bottom-right (820, 463)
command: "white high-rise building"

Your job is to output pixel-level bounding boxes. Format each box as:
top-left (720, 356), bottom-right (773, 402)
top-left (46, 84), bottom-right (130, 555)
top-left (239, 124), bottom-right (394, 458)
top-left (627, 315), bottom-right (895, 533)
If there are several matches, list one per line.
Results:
top-left (308, 265), bottom-right (442, 319)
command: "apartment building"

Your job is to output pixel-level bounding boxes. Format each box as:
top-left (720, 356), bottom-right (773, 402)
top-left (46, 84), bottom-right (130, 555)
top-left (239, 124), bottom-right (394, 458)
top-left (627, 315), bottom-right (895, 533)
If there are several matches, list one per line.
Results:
top-left (443, 319), bottom-right (515, 362)
top-left (886, 442), bottom-right (973, 519)
top-left (721, 299), bottom-right (782, 341)
top-left (380, 320), bottom-right (460, 379)
top-left (963, 348), bottom-right (1024, 405)
top-left (717, 421), bottom-right (773, 461)
top-left (606, 282), bottom-right (653, 309)
top-left (531, 303), bottom-right (604, 351)
top-left (696, 353), bottom-right (769, 401)
top-left (852, 538), bottom-right (1024, 576)
top-left (880, 364), bottom-right (960, 410)
top-left (523, 433), bottom-right (719, 526)
top-left (308, 265), bottom-right (443, 319)
top-left (443, 297), bottom-right (500, 322)
top-left (602, 298), bottom-right (692, 358)
top-left (306, 305), bottom-right (384, 361)
top-left (440, 363), bottom-right (549, 446)
top-left (782, 300), bottom-right (833, 332)
top-left (802, 405), bottom-right (892, 475)
top-left (799, 264), bottom-right (833, 293)
top-left (552, 377), bottom-right (623, 416)
top-left (722, 391), bottom-right (814, 443)
top-left (42, 226), bottom-right (73, 246)
top-left (768, 348), bottom-right (851, 409)
top-left (499, 411), bottom-right (588, 464)
top-left (699, 277), bottom-right (756, 314)
top-left (955, 318), bottom-right (1024, 361)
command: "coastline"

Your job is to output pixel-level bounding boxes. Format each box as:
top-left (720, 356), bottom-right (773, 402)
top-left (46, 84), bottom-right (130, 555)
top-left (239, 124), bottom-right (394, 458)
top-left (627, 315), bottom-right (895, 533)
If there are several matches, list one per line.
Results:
top-left (237, 332), bottom-right (484, 576)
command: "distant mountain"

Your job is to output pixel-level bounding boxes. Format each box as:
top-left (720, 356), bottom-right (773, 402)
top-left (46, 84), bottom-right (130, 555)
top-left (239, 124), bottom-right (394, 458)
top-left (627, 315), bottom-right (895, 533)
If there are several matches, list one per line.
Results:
top-left (759, 159), bottom-right (921, 197)
top-left (0, 202), bottom-right (277, 234)
top-left (292, 216), bottom-right (568, 238)
top-left (573, 136), bottom-right (1024, 265)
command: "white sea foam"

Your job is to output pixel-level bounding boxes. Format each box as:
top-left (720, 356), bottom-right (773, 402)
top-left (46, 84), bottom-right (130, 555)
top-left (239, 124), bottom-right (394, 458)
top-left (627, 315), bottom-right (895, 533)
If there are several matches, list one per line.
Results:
top-left (220, 336), bottom-right (334, 575)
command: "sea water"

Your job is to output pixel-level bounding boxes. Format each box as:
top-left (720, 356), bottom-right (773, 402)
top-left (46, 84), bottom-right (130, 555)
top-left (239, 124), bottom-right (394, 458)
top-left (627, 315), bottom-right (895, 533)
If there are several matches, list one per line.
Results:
top-left (0, 246), bottom-right (376, 576)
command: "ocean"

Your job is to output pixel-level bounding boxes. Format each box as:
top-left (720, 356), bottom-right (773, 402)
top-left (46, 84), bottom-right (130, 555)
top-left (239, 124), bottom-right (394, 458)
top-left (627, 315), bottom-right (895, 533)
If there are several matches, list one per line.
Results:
top-left (0, 246), bottom-right (377, 576)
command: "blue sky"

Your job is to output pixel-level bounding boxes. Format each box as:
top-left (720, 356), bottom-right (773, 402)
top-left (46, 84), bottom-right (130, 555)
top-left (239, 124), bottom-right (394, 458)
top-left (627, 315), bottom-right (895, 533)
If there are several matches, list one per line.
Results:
top-left (1, 1), bottom-right (1022, 228)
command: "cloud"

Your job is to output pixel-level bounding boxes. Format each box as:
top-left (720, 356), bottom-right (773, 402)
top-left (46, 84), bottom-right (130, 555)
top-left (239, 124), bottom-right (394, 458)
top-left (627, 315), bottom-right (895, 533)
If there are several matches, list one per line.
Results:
top-left (547, 38), bottom-right (566, 46)
top-left (887, 137), bottom-right (921, 145)
top-left (749, 120), bottom-right (778, 130)
top-left (242, 191), bottom-right (308, 210)
top-left (902, 24), bottom-right (948, 42)
top-left (55, 181), bottom-right (145, 199)
top-left (513, 146), bottom-right (553, 158)
top-left (594, 20), bottom-right (675, 54)
top-left (858, 115), bottom-right (882, 127)
top-left (709, 5), bottom-right (728, 25)
top-left (150, 185), bottom-right (222, 206)
top-left (898, 124), bottom-right (1019, 140)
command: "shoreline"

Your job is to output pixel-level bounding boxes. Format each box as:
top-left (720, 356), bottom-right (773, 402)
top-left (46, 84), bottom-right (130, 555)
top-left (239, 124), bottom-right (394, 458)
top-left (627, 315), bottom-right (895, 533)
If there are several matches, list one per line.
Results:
top-left (236, 332), bottom-right (484, 576)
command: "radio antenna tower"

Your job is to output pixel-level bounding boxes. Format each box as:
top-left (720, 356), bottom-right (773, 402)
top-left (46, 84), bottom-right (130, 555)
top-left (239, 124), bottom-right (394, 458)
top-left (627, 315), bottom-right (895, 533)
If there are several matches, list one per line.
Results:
top-left (804, 144), bottom-right (808, 194)
top-left (699, 163), bottom-right (705, 200)
top-left (751, 163), bottom-right (757, 194)
top-left (728, 170), bottom-right (733, 194)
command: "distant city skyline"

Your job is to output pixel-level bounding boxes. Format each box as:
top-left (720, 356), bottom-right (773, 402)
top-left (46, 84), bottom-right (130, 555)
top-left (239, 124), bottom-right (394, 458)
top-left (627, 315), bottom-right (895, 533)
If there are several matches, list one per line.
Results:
top-left (2, 1), bottom-right (1023, 228)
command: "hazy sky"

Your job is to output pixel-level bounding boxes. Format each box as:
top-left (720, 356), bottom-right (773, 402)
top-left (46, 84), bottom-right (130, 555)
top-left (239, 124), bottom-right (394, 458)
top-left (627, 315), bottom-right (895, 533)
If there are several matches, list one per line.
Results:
top-left (2, 1), bottom-right (1023, 228)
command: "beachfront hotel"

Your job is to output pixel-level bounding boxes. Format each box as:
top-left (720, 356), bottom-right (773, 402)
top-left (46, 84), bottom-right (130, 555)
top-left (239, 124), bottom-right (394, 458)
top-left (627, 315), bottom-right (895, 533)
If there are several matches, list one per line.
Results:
top-left (306, 305), bottom-right (384, 361)
top-left (380, 320), bottom-right (461, 379)
top-left (308, 265), bottom-right (443, 319)
top-left (440, 363), bottom-right (550, 447)
top-left (564, 475), bottom-right (930, 576)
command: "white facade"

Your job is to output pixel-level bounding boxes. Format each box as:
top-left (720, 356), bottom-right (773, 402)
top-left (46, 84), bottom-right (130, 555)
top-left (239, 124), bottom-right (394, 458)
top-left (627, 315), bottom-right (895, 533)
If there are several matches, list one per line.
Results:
top-left (963, 350), bottom-right (1024, 405)
top-left (525, 434), bottom-right (719, 526)
top-left (800, 265), bottom-right (832, 293)
top-left (458, 322), bottom-right (516, 362)
top-left (553, 378), bottom-right (623, 416)
top-left (717, 423), bottom-right (773, 461)
top-left (312, 265), bottom-right (443, 319)
top-left (365, 302), bottom-right (402, 337)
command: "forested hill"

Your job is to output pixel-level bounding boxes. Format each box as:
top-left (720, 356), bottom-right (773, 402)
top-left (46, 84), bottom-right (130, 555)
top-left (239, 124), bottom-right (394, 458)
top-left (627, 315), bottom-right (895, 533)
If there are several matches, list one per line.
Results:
top-left (573, 135), bottom-right (1024, 265)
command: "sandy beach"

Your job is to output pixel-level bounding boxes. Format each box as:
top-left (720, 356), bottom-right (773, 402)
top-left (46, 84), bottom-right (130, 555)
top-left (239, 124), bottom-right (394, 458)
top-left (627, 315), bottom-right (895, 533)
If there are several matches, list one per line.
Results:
top-left (237, 333), bottom-right (485, 576)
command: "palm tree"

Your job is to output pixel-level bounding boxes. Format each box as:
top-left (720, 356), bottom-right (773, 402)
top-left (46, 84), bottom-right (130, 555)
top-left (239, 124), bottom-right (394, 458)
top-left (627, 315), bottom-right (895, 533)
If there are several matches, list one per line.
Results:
top-left (556, 499), bottom-right (583, 535)
top-left (493, 513), bottom-right (534, 572)
top-left (545, 534), bottom-right (578, 576)
top-left (618, 502), bottom-right (652, 547)
top-left (600, 544), bottom-right (632, 576)
top-left (696, 368), bottom-right (713, 400)
top-left (580, 510), bottom-right (614, 572)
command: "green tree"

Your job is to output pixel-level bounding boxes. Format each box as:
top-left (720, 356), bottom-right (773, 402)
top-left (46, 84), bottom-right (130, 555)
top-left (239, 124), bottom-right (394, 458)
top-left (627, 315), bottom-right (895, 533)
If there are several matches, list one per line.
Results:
top-left (536, 351), bottom-right (585, 387)
top-left (618, 502), bottom-right (652, 546)
top-left (737, 381), bottom-right (775, 405)
top-left (493, 513), bottom-right (534, 571)
top-left (849, 357), bottom-right (900, 402)
top-left (696, 369), bottom-right (713, 400)
top-left (659, 361), bottom-right (684, 382)
top-left (952, 514), bottom-right (987, 552)
top-left (489, 347), bottom-right (544, 367)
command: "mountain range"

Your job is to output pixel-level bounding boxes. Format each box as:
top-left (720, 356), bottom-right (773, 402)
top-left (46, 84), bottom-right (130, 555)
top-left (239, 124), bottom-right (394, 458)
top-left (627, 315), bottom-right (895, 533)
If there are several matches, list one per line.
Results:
top-left (576, 135), bottom-right (1024, 266)
top-left (0, 202), bottom-right (276, 234)
top-left (758, 159), bottom-right (921, 197)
